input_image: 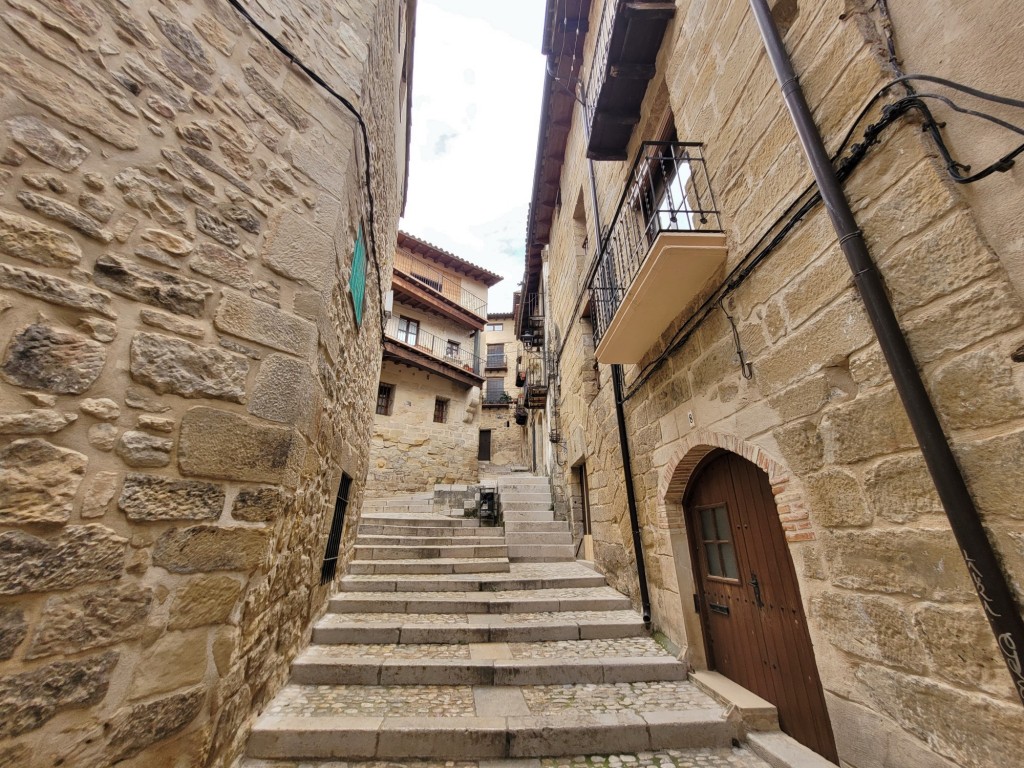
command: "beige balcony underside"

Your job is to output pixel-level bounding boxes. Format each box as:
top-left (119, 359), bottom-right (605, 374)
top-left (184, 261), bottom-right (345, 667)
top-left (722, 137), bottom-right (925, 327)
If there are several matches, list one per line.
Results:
top-left (595, 231), bottom-right (729, 364)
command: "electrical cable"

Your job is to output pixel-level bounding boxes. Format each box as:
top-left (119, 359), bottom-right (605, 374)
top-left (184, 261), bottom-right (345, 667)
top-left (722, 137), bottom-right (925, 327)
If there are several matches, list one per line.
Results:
top-left (225, 0), bottom-right (388, 338)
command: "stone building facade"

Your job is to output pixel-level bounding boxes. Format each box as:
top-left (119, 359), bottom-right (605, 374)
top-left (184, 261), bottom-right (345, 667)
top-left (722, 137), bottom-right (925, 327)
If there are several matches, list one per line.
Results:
top-left (366, 232), bottom-right (501, 494)
top-left (521, 1), bottom-right (1024, 767)
top-left (0, 0), bottom-right (415, 765)
top-left (478, 311), bottom-right (528, 469)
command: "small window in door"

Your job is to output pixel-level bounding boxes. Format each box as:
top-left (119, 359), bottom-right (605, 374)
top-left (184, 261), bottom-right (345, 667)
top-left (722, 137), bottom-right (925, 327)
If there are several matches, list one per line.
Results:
top-left (697, 504), bottom-right (740, 581)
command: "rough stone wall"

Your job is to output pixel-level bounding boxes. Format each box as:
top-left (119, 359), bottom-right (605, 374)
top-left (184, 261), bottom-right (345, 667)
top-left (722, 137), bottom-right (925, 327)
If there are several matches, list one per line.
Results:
top-left (541, 1), bottom-right (1024, 767)
top-left (0, 0), bottom-right (409, 766)
top-left (367, 362), bottom-right (479, 493)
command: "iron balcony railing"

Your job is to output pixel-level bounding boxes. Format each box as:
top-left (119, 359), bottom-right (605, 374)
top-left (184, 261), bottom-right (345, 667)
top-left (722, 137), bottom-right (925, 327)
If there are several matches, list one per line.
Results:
top-left (583, 0), bottom-right (616, 131)
top-left (520, 292), bottom-right (545, 349)
top-left (485, 353), bottom-right (508, 369)
top-left (590, 141), bottom-right (723, 347)
top-left (384, 316), bottom-right (483, 376)
top-left (394, 250), bottom-right (488, 318)
top-left (483, 387), bottom-right (517, 406)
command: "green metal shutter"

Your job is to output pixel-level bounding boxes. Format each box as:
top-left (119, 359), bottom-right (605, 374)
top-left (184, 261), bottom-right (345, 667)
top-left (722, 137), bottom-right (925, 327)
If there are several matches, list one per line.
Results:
top-left (349, 224), bottom-right (367, 326)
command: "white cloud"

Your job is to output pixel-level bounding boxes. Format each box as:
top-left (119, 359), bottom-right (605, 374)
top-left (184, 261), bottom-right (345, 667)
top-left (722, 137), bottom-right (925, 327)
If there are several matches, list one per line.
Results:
top-left (401, 1), bottom-right (547, 312)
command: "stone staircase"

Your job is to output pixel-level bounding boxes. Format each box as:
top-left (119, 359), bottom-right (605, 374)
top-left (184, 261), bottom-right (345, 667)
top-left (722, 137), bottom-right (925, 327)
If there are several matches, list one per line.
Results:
top-left (241, 501), bottom-right (819, 768)
top-left (492, 474), bottom-right (574, 562)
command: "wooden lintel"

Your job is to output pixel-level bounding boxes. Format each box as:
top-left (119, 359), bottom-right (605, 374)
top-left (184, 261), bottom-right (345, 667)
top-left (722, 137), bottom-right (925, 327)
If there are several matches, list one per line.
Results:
top-left (609, 62), bottom-right (658, 80)
top-left (594, 109), bottom-right (642, 127)
top-left (623, 2), bottom-right (676, 19)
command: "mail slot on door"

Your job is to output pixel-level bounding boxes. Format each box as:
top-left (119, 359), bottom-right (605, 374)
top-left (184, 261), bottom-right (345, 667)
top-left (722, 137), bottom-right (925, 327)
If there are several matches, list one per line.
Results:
top-left (708, 602), bottom-right (730, 616)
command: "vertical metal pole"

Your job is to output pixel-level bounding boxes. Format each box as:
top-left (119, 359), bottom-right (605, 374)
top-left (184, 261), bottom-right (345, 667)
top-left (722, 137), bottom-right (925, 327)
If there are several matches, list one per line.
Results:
top-left (750, 0), bottom-right (1024, 706)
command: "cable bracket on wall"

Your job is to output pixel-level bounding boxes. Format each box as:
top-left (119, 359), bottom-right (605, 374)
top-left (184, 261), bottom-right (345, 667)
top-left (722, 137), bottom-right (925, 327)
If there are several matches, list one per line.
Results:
top-left (720, 299), bottom-right (754, 380)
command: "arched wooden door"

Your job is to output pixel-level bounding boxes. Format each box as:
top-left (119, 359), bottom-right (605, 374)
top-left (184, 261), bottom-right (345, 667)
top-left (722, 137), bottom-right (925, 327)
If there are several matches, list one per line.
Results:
top-left (685, 451), bottom-right (838, 763)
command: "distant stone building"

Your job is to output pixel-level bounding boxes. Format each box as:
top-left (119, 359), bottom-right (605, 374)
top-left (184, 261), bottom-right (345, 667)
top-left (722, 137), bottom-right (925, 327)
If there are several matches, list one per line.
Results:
top-left (366, 232), bottom-right (501, 494)
top-left (520, 1), bottom-right (1024, 767)
top-left (0, 1), bottom-right (415, 765)
top-left (478, 310), bottom-right (528, 469)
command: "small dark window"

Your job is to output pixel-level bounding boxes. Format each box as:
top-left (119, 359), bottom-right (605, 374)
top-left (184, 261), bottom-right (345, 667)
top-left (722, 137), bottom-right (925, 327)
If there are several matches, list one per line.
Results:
top-left (446, 339), bottom-right (461, 359)
top-left (376, 383), bottom-right (394, 416)
top-left (697, 504), bottom-right (739, 581)
top-left (397, 316), bottom-right (420, 346)
top-left (433, 397), bottom-right (449, 423)
top-left (320, 473), bottom-right (352, 585)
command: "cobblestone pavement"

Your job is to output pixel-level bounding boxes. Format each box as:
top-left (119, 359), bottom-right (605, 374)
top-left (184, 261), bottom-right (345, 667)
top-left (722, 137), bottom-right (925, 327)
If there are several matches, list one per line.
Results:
top-left (509, 610), bottom-right (640, 624)
top-left (341, 587), bottom-right (626, 600)
top-left (266, 685), bottom-right (476, 717)
top-left (242, 749), bottom-right (770, 767)
top-left (341, 562), bottom-right (604, 583)
top-left (508, 637), bottom-right (670, 659)
top-left (522, 682), bottom-right (718, 714)
top-left (332, 612), bottom-right (469, 624)
top-left (311, 644), bottom-right (472, 659)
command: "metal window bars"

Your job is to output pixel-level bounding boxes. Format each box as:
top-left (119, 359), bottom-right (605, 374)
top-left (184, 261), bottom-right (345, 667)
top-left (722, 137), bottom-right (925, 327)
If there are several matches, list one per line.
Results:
top-left (590, 141), bottom-right (723, 347)
top-left (384, 316), bottom-right (484, 375)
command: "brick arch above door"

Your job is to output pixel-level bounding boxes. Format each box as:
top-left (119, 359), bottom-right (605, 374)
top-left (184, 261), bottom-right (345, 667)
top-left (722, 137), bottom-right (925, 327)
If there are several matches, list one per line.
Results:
top-left (656, 429), bottom-right (814, 543)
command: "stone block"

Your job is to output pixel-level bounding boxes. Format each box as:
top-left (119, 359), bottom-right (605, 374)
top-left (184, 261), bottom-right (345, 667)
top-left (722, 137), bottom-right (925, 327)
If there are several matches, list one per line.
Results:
top-left (804, 468), bottom-right (872, 527)
top-left (0, 409), bottom-right (76, 434)
top-left (957, 429), bottom-right (1024, 521)
top-left (865, 453), bottom-right (942, 523)
top-left (87, 423), bottom-right (118, 452)
top-left (94, 255), bottom-right (213, 318)
top-left (0, 438), bottom-right (87, 525)
top-left (856, 665), bottom-right (1024, 768)
top-left (0, 607), bottom-right (27, 660)
top-left (129, 629), bottom-right (210, 699)
top-left (810, 591), bottom-right (926, 672)
top-left (178, 406), bottom-right (302, 484)
top-left (242, 64), bottom-right (310, 130)
top-left (169, 575), bottom-right (243, 629)
top-left (772, 419), bottom-right (823, 473)
top-left (214, 289), bottom-right (316, 355)
top-left (0, 524), bottom-right (127, 595)
top-left (6, 115), bottom-right (89, 171)
top-left (0, 650), bottom-right (118, 738)
top-left (231, 486), bottom-right (287, 522)
top-left (2, 323), bottom-right (107, 394)
top-left (827, 528), bottom-right (974, 601)
top-left (912, 603), bottom-right (1014, 698)
top-left (189, 241), bottom-right (251, 288)
top-left (195, 208), bottom-right (240, 248)
top-left (115, 430), bottom-right (172, 468)
top-left (118, 473), bottom-right (224, 522)
top-left (81, 471), bottom-right (119, 518)
top-left (152, 525), bottom-right (270, 574)
top-left (129, 332), bottom-right (248, 403)
top-left (80, 398), bottom-right (121, 421)
top-left (106, 686), bottom-right (205, 762)
top-left (248, 354), bottom-right (314, 425)
top-left (820, 387), bottom-right (917, 465)
top-left (0, 208), bottom-right (81, 267)
top-left (26, 584), bottom-right (153, 660)
top-left (16, 191), bottom-right (112, 242)
top-left (931, 344), bottom-right (1024, 430)
top-left (0, 263), bottom-right (116, 318)
top-left (260, 209), bottom-right (333, 285)
top-left (755, 292), bottom-right (873, 395)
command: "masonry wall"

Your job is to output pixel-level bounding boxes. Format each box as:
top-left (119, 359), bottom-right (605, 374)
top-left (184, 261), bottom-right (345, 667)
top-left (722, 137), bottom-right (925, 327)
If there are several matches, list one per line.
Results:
top-left (0, 0), bottom-right (409, 765)
top-left (542, 2), bottom-right (1024, 767)
top-left (368, 361), bottom-right (479, 493)
top-left (480, 316), bottom-right (526, 468)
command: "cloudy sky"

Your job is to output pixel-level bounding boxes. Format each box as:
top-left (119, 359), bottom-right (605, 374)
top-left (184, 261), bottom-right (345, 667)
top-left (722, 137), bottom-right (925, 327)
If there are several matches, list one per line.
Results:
top-left (399, 0), bottom-right (548, 313)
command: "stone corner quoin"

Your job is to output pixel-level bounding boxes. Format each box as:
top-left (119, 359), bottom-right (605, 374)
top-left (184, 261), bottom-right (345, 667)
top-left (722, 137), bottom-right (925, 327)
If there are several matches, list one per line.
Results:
top-left (0, 0), bottom-right (410, 766)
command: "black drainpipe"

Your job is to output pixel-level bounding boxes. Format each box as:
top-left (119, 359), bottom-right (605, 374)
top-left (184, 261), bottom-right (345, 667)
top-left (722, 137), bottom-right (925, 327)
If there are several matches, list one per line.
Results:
top-left (750, 0), bottom-right (1024, 706)
top-left (580, 80), bottom-right (652, 625)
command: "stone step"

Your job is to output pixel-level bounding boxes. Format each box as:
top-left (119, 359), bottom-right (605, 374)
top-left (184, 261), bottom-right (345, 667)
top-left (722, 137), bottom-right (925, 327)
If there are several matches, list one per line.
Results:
top-left (499, 491), bottom-right (553, 504)
top-left (312, 610), bottom-right (648, 644)
top-left (500, 501), bottom-right (554, 512)
top-left (327, 587), bottom-right (631, 614)
top-left (358, 524), bottom-right (505, 537)
top-left (508, 544), bottom-right (575, 562)
top-left (504, 532), bottom-right (572, 546)
top-left (241, 746), bottom-right (774, 768)
top-left (503, 521), bottom-right (567, 533)
top-left (292, 652), bottom-right (687, 686)
top-left (502, 510), bottom-right (555, 522)
top-left (361, 513), bottom-right (480, 527)
top-left (356, 534), bottom-right (508, 547)
top-left (347, 558), bottom-right (510, 575)
top-left (338, 571), bottom-right (608, 593)
top-left (248, 680), bottom-right (733, 759)
top-left (353, 544), bottom-right (509, 560)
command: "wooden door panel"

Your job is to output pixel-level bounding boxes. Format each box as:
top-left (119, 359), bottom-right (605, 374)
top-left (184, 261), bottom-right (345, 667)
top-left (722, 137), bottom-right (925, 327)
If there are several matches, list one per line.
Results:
top-left (686, 452), bottom-right (838, 763)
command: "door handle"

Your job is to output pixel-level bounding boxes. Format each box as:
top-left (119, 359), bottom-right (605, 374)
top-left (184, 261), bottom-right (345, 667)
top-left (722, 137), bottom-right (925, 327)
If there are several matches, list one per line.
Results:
top-left (749, 572), bottom-right (764, 609)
